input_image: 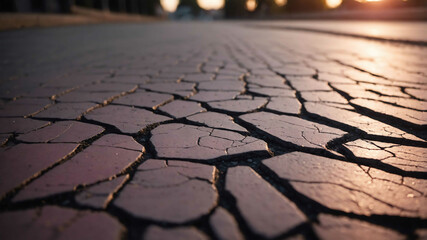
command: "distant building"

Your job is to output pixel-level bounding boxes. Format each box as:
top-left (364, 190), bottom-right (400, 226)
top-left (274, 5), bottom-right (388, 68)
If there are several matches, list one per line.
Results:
top-left (0, 0), bottom-right (73, 13)
top-left (0, 0), bottom-right (159, 14)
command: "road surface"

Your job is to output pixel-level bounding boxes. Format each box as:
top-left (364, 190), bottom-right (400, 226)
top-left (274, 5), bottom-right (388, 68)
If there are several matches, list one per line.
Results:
top-left (0, 21), bottom-right (426, 240)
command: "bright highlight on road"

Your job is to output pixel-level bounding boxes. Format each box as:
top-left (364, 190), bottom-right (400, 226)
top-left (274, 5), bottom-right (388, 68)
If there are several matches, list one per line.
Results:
top-left (197, 0), bottom-right (225, 10)
top-left (160, 0), bottom-right (179, 12)
top-left (325, 0), bottom-right (343, 8)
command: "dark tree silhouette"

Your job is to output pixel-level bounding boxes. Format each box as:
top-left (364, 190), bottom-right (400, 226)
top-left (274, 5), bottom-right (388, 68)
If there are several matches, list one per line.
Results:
top-left (224, 0), bottom-right (246, 18)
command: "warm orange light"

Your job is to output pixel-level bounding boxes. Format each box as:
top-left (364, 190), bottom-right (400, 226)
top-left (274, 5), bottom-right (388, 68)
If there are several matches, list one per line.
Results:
top-left (246, 0), bottom-right (257, 11)
top-left (160, 0), bottom-right (179, 12)
top-left (274, 0), bottom-right (287, 7)
top-left (325, 0), bottom-right (342, 9)
top-left (355, 0), bottom-right (383, 2)
top-left (197, 0), bottom-right (225, 10)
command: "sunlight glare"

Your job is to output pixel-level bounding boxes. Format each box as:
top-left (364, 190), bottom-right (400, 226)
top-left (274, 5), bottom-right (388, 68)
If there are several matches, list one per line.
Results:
top-left (246, 0), bottom-right (257, 12)
top-left (325, 0), bottom-right (343, 8)
top-left (197, 0), bottom-right (225, 10)
top-left (160, 0), bottom-right (179, 12)
top-left (274, 0), bottom-right (287, 7)
top-left (367, 28), bottom-right (380, 37)
top-left (364, 45), bottom-right (382, 58)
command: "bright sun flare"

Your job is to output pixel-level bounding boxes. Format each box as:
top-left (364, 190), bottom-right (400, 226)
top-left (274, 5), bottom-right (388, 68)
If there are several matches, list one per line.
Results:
top-left (161, 0), bottom-right (225, 12)
top-left (197, 0), bottom-right (225, 10)
top-left (160, 0), bottom-right (179, 12)
top-left (274, 0), bottom-right (287, 7)
top-left (325, 0), bottom-right (343, 8)
top-left (246, 0), bottom-right (257, 11)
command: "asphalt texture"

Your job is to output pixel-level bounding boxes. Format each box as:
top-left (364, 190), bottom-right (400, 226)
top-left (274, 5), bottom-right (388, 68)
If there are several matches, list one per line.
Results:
top-left (0, 21), bottom-right (426, 240)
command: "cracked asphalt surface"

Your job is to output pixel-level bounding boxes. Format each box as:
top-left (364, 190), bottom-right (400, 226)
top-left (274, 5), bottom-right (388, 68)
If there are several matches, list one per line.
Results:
top-left (0, 22), bottom-right (426, 240)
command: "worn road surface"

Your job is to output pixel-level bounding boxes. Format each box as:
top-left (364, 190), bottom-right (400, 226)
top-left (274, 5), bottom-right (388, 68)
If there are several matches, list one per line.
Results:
top-left (0, 21), bottom-right (426, 240)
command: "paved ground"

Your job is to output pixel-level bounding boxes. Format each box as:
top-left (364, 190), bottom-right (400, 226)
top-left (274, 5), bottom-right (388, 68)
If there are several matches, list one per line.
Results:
top-left (0, 21), bottom-right (426, 240)
top-left (254, 20), bottom-right (427, 43)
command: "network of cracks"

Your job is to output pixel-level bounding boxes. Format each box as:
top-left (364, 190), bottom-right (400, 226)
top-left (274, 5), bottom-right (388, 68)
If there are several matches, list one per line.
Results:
top-left (0, 29), bottom-right (426, 240)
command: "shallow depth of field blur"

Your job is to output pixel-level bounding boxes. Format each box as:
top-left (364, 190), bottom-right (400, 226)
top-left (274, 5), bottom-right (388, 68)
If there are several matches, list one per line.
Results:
top-left (1, 0), bottom-right (427, 21)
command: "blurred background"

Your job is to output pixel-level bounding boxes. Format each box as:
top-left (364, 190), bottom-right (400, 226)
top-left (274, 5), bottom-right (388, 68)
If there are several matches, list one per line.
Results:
top-left (0, 0), bottom-right (426, 20)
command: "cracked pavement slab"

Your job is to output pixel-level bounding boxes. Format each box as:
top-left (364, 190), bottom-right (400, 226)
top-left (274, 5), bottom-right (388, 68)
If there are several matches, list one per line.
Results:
top-left (0, 22), bottom-right (426, 239)
top-left (0, 206), bottom-right (124, 240)
top-left (114, 159), bottom-right (217, 223)
top-left (150, 123), bottom-right (268, 160)
top-left (263, 152), bottom-right (426, 218)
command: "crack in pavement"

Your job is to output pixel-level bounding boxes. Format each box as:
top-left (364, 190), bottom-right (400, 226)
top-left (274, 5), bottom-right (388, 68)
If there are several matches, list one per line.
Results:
top-left (0, 22), bottom-right (426, 240)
